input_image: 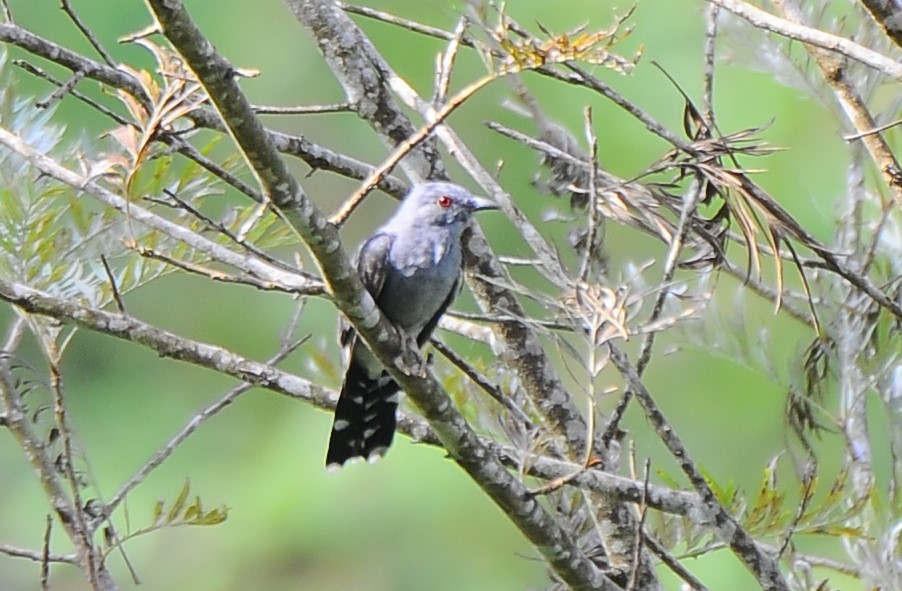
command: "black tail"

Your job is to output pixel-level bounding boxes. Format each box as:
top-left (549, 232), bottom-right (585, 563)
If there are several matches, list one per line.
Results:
top-left (326, 360), bottom-right (400, 468)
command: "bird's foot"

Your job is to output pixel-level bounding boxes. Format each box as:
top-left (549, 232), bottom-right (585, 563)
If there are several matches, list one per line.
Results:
top-left (395, 333), bottom-right (427, 377)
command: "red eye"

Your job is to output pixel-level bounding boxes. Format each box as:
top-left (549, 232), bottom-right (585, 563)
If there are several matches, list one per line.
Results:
top-left (437, 195), bottom-right (453, 208)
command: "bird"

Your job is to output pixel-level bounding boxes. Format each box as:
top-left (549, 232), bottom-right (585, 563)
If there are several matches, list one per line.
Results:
top-left (326, 181), bottom-right (497, 469)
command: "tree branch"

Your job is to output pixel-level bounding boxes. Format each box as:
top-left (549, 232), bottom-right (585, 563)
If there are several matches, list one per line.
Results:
top-left (0, 543), bottom-right (76, 565)
top-left (771, 0), bottom-right (902, 207)
top-left (705, 0), bottom-right (902, 80)
top-left (286, 0), bottom-right (446, 185)
top-left (0, 324), bottom-right (118, 590)
top-left (608, 345), bottom-right (789, 591)
top-left (858, 0), bottom-right (902, 48)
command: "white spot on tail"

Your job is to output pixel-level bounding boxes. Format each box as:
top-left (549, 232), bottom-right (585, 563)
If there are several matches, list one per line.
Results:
top-left (332, 419), bottom-right (351, 431)
top-left (366, 447), bottom-right (388, 463)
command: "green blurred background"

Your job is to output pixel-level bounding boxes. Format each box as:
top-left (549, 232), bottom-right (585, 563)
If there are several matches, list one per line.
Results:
top-left (0, 0), bottom-right (853, 590)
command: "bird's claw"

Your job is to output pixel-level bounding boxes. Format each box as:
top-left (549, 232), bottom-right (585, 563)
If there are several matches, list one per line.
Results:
top-left (396, 333), bottom-right (427, 376)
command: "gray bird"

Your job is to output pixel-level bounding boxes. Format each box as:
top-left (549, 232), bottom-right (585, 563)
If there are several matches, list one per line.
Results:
top-left (326, 182), bottom-right (497, 468)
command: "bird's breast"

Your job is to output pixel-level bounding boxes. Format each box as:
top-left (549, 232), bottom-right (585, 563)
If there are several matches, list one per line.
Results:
top-left (379, 241), bottom-right (461, 333)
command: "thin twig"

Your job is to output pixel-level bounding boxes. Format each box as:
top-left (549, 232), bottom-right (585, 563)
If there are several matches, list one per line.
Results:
top-left (643, 535), bottom-right (710, 591)
top-left (339, 2), bottom-right (479, 47)
top-left (702, 4), bottom-right (719, 127)
top-left (577, 106), bottom-right (600, 283)
top-left (626, 459), bottom-right (652, 591)
top-left (776, 461), bottom-right (817, 558)
top-left (107, 332), bottom-right (308, 516)
top-left (40, 514), bottom-right (52, 591)
top-left (133, 245), bottom-right (313, 295)
top-left (35, 71), bottom-right (83, 109)
top-left (253, 102), bottom-right (352, 115)
top-left (0, 542), bottom-right (76, 565)
top-left (330, 70), bottom-right (498, 226)
top-left (156, 189), bottom-right (296, 273)
top-left (431, 338), bottom-right (535, 427)
top-left (47, 354), bottom-right (100, 589)
top-left (160, 138), bottom-right (267, 204)
top-left (434, 17), bottom-right (467, 104)
top-left (60, 0), bottom-right (114, 66)
top-left (843, 117), bottom-right (902, 141)
top-left (100, 254), bottom-right (125, 314)
top-left (13, 59), bottom-right (129, 124)
top-left (602, 160), bottom-right (705, 447)
top-left (561, 64), bottom-right (692, 151)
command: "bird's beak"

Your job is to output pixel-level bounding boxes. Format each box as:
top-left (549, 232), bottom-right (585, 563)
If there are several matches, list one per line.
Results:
top-left (468, 196), bottom-right (499, 212)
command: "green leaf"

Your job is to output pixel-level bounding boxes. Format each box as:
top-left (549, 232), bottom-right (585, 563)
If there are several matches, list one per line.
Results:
top-left (183, 497), bottom-right (202, 521)
top-left (151, 499), bottom-right (165, 525)
top-left (167, 479), bottom-right (191, 523)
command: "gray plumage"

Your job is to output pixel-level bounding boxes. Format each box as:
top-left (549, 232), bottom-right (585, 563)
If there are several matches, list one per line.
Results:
top-left (326, 181), bottom-right (496, 468)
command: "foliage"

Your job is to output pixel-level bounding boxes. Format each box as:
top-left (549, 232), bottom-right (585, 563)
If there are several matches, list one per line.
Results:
top-left (107, 479), bottom-right (228, 556)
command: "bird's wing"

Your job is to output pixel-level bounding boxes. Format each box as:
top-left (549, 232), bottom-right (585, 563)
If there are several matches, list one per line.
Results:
top-left (416, 271), bottom-right (461, 347)
top-left (358, 233), bottom-right (393, 298)
top-left (339, 232), bottom-right (394, 348)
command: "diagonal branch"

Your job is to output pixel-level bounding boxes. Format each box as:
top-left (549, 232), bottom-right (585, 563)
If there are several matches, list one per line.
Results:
top-left (286, 0), bottom-right (446, 185)
top-left (0, 23), bottom-right (148, 101)
top-left (608, 344), bottom-right (789, 591)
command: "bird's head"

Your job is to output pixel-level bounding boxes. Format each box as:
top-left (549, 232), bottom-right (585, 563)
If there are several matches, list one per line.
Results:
top-left (393, 181), bottom-right (497, 231)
